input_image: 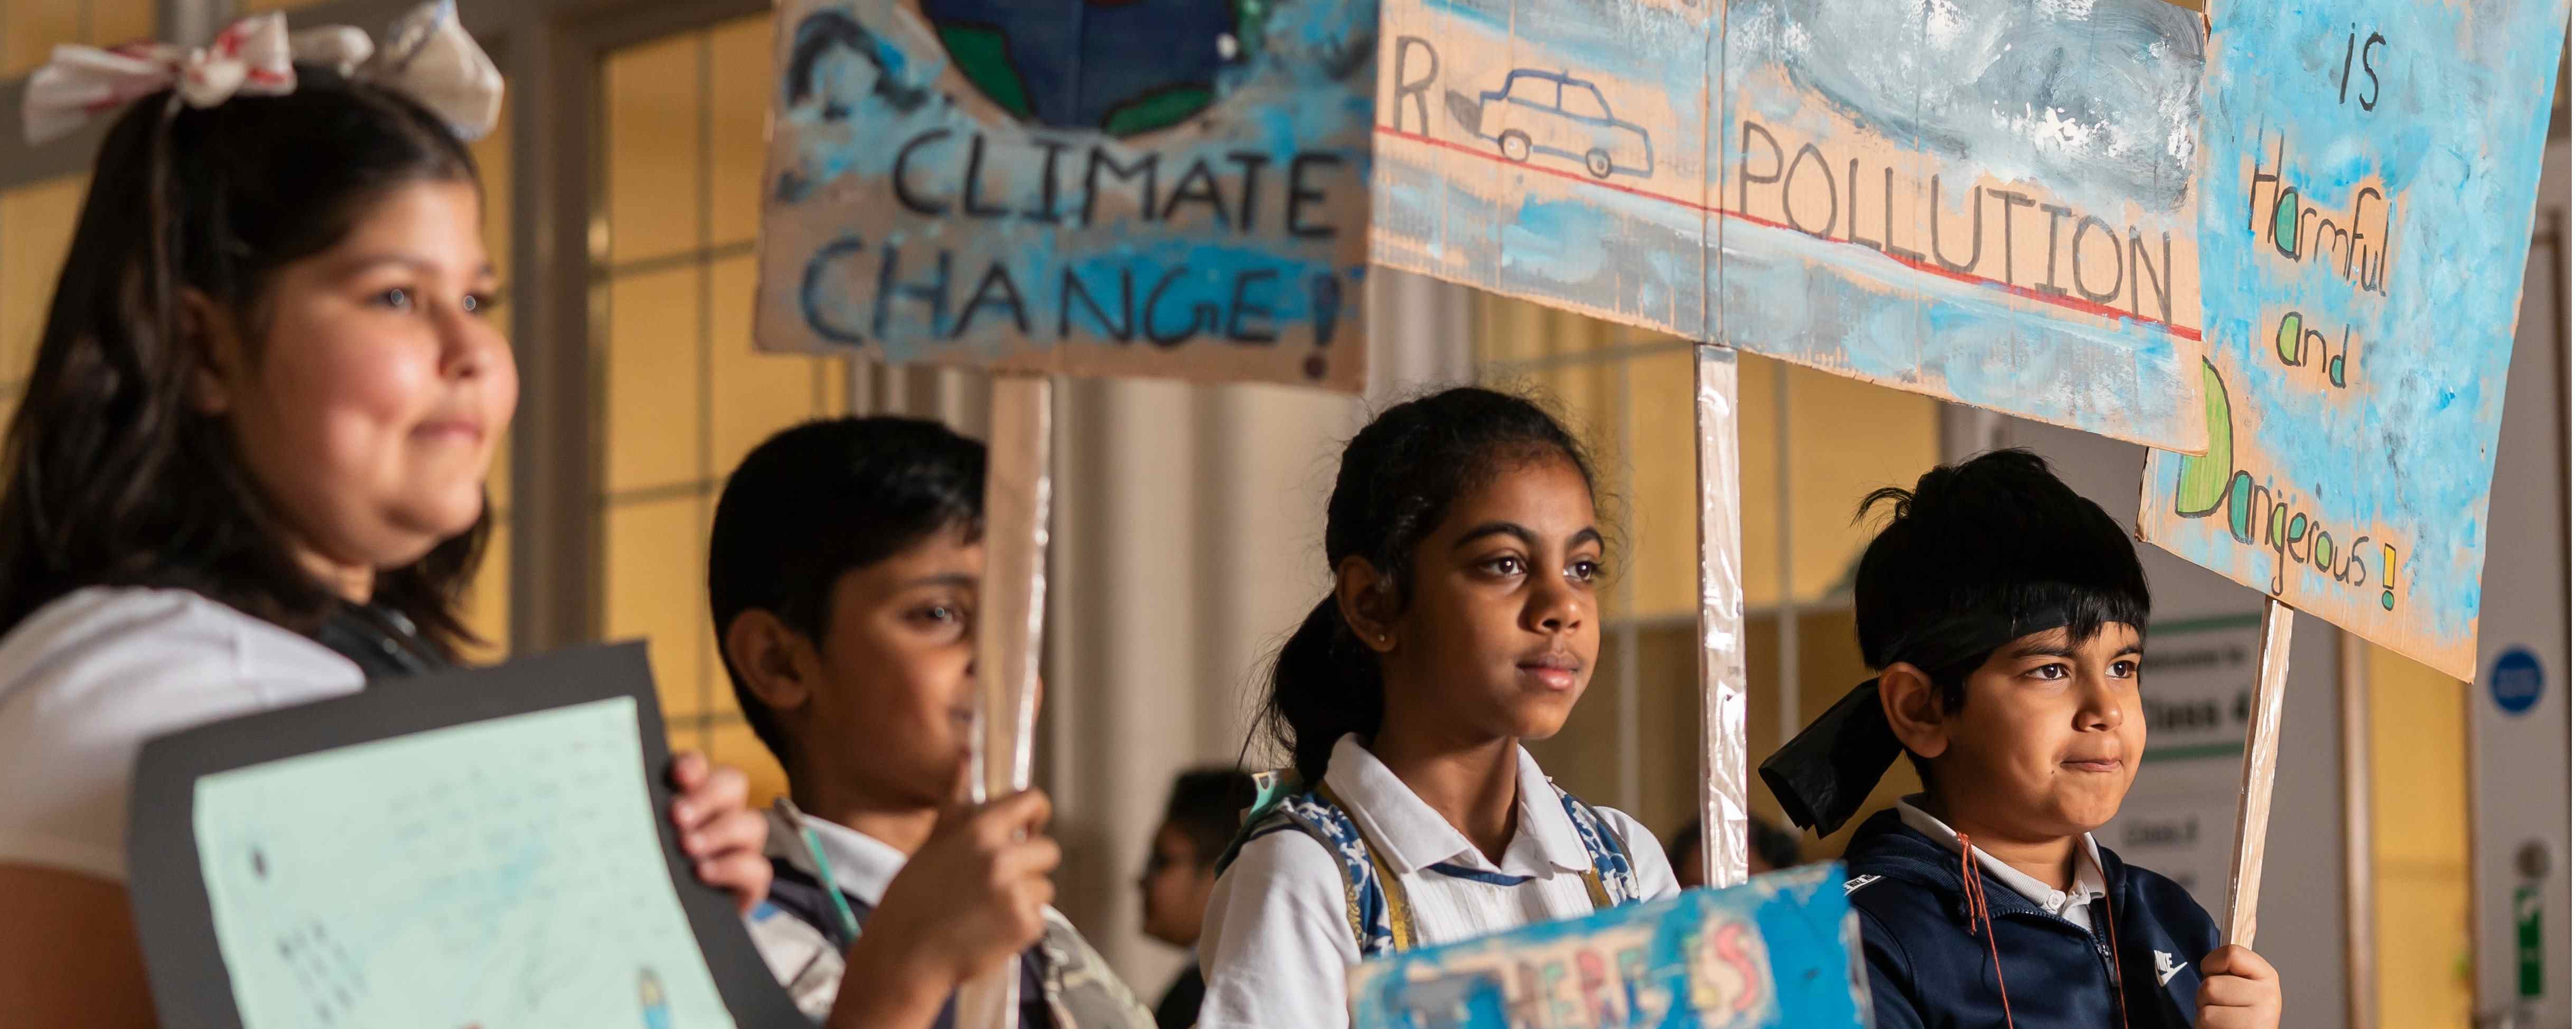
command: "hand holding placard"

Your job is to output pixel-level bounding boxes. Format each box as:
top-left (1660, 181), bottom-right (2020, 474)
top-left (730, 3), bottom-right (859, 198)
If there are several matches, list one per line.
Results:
top-left (666, 752), bottom-right (772, 915)
top-left (826, 788), bottom-right (1060, 1029)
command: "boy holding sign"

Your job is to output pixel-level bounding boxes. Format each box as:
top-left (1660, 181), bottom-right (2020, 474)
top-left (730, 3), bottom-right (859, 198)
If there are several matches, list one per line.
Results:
top-left (709, 417), bottom-right (1155, 1028)
top-left (1764, 451), bottom-right (2281, 1028)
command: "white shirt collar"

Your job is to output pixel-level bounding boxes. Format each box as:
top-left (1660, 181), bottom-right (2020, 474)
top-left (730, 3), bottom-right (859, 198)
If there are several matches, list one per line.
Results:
top-left (1896, 796), bottom-right (2107, 921)
top-left (793, 812), bottom-right (910, 907)
top-left (1317, 733), bottom-right (1591, 878)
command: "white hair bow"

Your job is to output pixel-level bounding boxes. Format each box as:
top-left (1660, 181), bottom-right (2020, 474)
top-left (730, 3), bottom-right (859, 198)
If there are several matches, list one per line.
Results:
top-left (21, 0), bottom-right (503, 146)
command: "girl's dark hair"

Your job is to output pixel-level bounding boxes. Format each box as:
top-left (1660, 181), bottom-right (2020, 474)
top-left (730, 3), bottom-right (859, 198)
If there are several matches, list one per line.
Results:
top-left (0, 68), bottom-right (488, 653)
top-left (1262, 386), bottom-right (1597, 785)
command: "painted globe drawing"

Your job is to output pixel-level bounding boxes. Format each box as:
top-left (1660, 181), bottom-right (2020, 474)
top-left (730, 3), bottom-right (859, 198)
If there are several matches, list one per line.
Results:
top-left (916, 0), bottom-right (1271, 137)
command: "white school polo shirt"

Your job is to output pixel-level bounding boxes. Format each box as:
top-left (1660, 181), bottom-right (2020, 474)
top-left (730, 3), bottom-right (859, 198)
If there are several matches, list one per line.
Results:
top-left (799, 812), bottom-right (910, 909)
top-left (0, 587), bottom-right (362, 882)
top-left (1195, 734), bottom-right (1679, 1029)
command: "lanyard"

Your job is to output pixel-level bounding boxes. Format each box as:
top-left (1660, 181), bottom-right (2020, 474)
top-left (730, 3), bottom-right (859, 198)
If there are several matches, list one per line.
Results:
top-left (775, 798), bottom-right (865, 941)
top-left (314, 603), bottom-right (447, 679)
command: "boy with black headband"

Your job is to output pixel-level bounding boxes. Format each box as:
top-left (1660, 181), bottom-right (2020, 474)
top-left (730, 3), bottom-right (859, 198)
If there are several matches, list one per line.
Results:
top-left (1761, 450), bottom-right (2280, 1029)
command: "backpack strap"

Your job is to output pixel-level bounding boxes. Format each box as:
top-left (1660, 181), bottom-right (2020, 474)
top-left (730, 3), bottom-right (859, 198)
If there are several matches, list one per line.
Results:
top-left (1553, 784), bottom-right (1642, 909)
top-left (1215, 775), bottom-right (1639, 952)
top-left (1313, 782), bottom-right (1415, 954)
top-left (1226, 783), bottom-right (1413, 958)
top-left (1211, 769), bottom-right (1299, 877)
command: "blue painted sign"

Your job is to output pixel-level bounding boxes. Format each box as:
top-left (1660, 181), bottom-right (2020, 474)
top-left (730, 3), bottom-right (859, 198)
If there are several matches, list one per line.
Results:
top-left (2493, 647), bottom-right (2545, 716)
top-left (2138, 0), bottom-right (2570, 680)
top-left (1345, 864), bottom-right (1868, 1029)
top-left (1371, 0), bottom-right (2209, 449)
top-left (756, 0), bottom-right (1378, 391)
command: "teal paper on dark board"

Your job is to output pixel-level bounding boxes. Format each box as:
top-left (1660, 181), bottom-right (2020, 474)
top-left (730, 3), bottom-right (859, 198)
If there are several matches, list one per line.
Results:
top-left (1344, 864), bottom-right (1868, 1028)
top-left (2137, 0), bottom-right (2571, 680)
top-left (125, 644), bottom-right (807, 1028)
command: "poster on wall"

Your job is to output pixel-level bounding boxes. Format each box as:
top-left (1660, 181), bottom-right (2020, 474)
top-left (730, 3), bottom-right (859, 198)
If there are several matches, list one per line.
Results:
top-left (2097, 615), bottom-right (2265, 916)
top-left (755, 0), bottom-right (1380, 391)
top-left (1369, 0), bottom-right (2209, 450)
top-left (2135, 0), bottom-right (2571, 680)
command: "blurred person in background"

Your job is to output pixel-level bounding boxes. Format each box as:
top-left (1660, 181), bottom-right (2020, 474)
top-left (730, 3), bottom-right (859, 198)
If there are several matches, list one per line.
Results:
top-left (1140, 769), bottom-right (1258, 1029)
top-left (1666, 814), bottom-right (1805, 889)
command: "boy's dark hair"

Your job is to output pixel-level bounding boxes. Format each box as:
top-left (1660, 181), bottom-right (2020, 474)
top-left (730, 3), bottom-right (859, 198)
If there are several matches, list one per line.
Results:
top-left (1164, 768), bottom-right (1260, 868)
top-left (0, 68), bottom-right (488, 653)
top-left (1665, 816), bottom-right (1803, 875)
top-left (1261, 387), bottom-right (1597, 785)
top-left (1852, 448), bottom-right (2149, 764)
top-left (708, 416), bottom-right (986, 766)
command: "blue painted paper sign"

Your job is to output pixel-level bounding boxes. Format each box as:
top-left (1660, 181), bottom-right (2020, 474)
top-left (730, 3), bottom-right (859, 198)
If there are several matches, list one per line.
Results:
top-left (1345, 864), bottom-right (1869, 1029)
top-left (1371, 0), bottom-right (2209, 449)
top-left (1373, 1), bottom-right (1713, 341)
top-left (1716, 0), bottom-right (2206, 450)
top-left (755, 0), bottom-right (1378, 391)
top-left (2137, 0), bottom-right (2570, 680)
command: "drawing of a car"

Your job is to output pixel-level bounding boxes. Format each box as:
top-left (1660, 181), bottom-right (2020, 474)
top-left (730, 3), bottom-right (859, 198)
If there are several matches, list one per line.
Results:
top-left (1473, 70), bottom-right (1654, 180)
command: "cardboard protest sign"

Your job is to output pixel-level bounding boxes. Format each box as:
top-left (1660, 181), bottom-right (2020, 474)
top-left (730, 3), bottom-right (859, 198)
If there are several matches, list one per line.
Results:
top-left (756, 0), bottom-right (1378, 391)
top-left (2136, 0), bottom-right (2570, 680)
top-left (1373, 2), bottom-right (1712, 334)
top-left (1345, 865), bottom-right (1869, 1029)
top-left (1716, 0), bottom-right (2207, 450)
top-left (1371, 0), bottom-right (2209, 450)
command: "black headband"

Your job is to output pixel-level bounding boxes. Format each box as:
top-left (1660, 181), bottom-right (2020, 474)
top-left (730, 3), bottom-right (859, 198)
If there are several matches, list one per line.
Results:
top-left (1758, 608), bottom-right (2078, 836)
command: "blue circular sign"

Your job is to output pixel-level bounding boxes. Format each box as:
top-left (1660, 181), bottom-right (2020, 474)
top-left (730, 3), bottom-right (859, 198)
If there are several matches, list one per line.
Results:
top-left (2490, 647), bottom-right (2544, 716)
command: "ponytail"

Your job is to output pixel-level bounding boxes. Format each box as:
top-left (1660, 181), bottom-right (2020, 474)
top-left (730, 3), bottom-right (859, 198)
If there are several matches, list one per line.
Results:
top-left (1258, 387), bottom-right (1596, 785)
top-left (1269, 595), bottom-right (1385, 784)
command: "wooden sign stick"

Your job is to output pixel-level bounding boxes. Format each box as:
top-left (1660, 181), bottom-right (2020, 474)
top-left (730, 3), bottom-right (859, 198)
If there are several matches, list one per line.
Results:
top-left (2222, 597), bottom-right (2297, 946)
top-left (954, 373), bottom-right (1054, 1027)
top-left (1694, 345), bottom-right (1753, 889)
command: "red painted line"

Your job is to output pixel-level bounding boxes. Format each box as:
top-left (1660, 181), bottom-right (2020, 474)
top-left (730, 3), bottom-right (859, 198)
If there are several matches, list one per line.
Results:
top-left (1373, 125), bottom-right (2203, 342)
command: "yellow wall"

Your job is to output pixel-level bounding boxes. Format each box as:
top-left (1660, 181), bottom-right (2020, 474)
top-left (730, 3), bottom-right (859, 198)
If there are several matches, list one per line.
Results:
top-left (3, 0), bottom-right (151, 77)
top-left (0, 176), bottom-right (85, 391)
top-left (2371, 647), bottom-right (2477, 1027)
top-left (597, 15), bottom-right (856, 806)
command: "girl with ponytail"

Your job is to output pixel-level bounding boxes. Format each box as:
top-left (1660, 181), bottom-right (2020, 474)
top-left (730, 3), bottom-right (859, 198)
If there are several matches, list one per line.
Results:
top-left (1196, 387), bottom-right (1679, 1029)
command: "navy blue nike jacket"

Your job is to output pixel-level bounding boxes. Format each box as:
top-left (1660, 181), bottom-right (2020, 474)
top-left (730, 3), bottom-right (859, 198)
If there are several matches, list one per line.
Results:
top-left (1842, 809), bottom-right (2221, 1028)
